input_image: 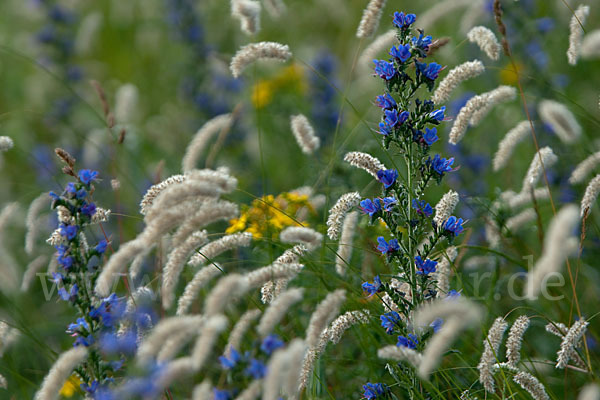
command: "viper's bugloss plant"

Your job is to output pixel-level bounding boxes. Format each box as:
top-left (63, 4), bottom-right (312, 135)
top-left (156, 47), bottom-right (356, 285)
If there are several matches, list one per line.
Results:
top-left (46, 153), bottom-right (145, 397)
top-left (357, 11), bottom-right (465, 396)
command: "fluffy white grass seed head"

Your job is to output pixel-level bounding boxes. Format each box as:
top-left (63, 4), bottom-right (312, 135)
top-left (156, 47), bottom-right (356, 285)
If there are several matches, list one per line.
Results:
top-left (567, 5), bottom-right (590, 65)
top-left (581, 174), bottom-right (600, 217)
top-left (356, 0), bottom-right (387, 38)
top-left (433, 190), bottom-right (459, 227)
top-left (189, 232), bottom-right (253, 266)
top-left (257, 288), bottom-right (304, 337)
top-left (0, 136), bottom-right (14, 152)
top-left (335, 210), bottom-right (359, 276)
top-left (478, 317), bottom-right (508, 393)
top-left (230, 42), bottom-right (292, 78)
top-left (225, 309), bottom-right (262, 356)
top-left (326, 310), bottom-right (370, 344)
top-left (469, 85), bottom-right (516, 126)
top-left (431, 60), bottom-right (485, 105)
top-left (177, 264), bottom-right (223, 316)
top-left (343, 151), bottom-right (386, 178)
top-left (190, 314), bottom-right (229, 371)
top-left (538, 100), bottom-right (581, 144)
top-left (25, 192), bottom-right (50, 255)
top-left (305, 289), bottom-right (346, 347)
top-left (162, 230), bottom-right (208, 309)
top-left (525, 205), bottom-right (579, 299)
top-left (506, 315), bottom-right (530, 367)
top-left (522, 147), bottom-right (558, 194)
top-left (435, 246), bottom-right (458, 295)
top-left (581, 30), bottom-right (600, 59)
top-left (377, 345), bottom-right (423, 369)
top-left (493, 121), bottom-right (531, 171)
top-left (414, 298), bottom-right (482, 379)
top-left (231, 0), bottom-right (261, 35)
top-left (114, 83), bottom-right (139, 125)
top-left (182, 114), bottom-right (234, 173)
top-left (290, 114), bottom-right (320, 155)
top-left (578, 384), bottom-right (600, 400)
top-left (34, 346), bottom-right (88, 400)
top-left (513, 371), bottom-right (550, 400)
top-left (326, 192), bottom-right (361, 240)
top-left (204, 274), bottom-right (249, 316)
top-left (557, 318), bottom-right (589, 369)
top-left (467, 26), bottom-right (500, 60)
top-left (570, 152), bottom-right (600, 184)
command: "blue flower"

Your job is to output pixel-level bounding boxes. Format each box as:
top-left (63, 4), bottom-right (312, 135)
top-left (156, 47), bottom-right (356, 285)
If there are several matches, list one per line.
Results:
top-left (57, 254), bottom-right (74, 269)
top-left (377, 169), bottom-right (398, 189)
top-left (65, 182), bottom-right (77, 194)
top-left (74, 334), bottom-right (95, 347)
top-left (95, 240), bottom-right (108, 254)
top-left (49, 191), bottom-right (60, 201)
top-left (430, 318), bottom-right (443, 333)
top-left (416, 61), bottom-right (442, 80)
top-left (422, 127), bottom-right (438, 146)
top-left (392, 11), bottom-right (416, 28)
top-left (382, 197), bottom-right (397, 212)
top-left (415, 256), bottom-right (437, 275)
top-left (58, 284), bottom-right (78, 302)
top-left (213, 389), bottom-right (231, 400)
top-left (100, 330), bottom-right (138, 355)
top-left (59, 224), bottom-right (78, 240)
top-left (89, 294), bottom-right (125, 327)
top-left (362, 382), bottom-right (387, 399)
top-left (397, 333), bottom-right (418, 349)
top-left (81, 202), bottom-right (97, 217)
top-left (376, 237), bottom-right (400, 254)
top-left (362, 275), bottom-right (382, 297)
top-left (412, 199), bottom-right (433, 217)
top-left (373, 60), bottom-right (396, 80)
top-left (447, 289), bottom-right (460, 298)
top-left (428, 154), bottom-right (455, 175)
top-left (430, 106), bottom-right (446, 121)
top-left (78, 169), bottom-right (98, 185)
top-left (389, 44), bottom-right (411, 63)
top-left (360, 198), bottom-right (381, 217)
top-left (380, 311), bottom-right (401, 334)
top-left (375, 93), bottom-right (396, 110)
top-left (412, 33), bottom-right (433, 51)
top-left (384, 109), bottom-right (401, 127)
top-left (80, 380), bottom-right (99, 394)
top-left (67, 317), bottom-right (90, 333)
top-left (378, 121), bottom-right (393, 136)
top-left (245, 358), bottom-right (267, 379)
top-left (219, 348), bottom-right (241, 369)
top-left (444, 216), bottom-right (465, 236)
top-left (261, 334), bottom-right (284, 355)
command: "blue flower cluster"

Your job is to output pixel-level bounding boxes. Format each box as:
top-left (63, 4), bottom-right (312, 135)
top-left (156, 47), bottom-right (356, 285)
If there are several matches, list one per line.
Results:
top-left (165, 0), bottom-right (242, 119)
top-left (33, 0), bottom-right (82, 122)
top-left (47, 166), bottom-right (157, 397)
top-left (357, 11), bottom-right (466, 395)
top-left (309, 51), bottom-right (342, 134)
top-left (214, 334), bottom-right (285, 398)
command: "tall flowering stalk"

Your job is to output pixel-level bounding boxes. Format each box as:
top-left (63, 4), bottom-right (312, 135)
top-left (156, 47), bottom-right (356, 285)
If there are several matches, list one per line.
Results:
top-left (44, 152), bottom-right (143, 398)
top-left (356, 11), bottom-right (465, 397)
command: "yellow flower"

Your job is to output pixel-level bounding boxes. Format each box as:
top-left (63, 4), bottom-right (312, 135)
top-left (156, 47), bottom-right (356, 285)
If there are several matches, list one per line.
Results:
top-left (59, 374), bottom-right (82, 397)
top-left (251, 80), bottom-right (274, 108)
top-left (226, 192), bottom-right (315, 239)
top-left (250, 64), bottom-right (306, 109)
top-left (499, 62), bottom-right (523, 85)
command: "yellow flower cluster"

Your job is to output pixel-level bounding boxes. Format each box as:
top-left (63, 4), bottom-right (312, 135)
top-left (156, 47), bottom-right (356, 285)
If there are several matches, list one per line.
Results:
top-left (227, 192), bottom-right (314, 239)
top-left (59, 374), bottom-right (82, 397)
top-left (251, 64), bottom-right (306, 108)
